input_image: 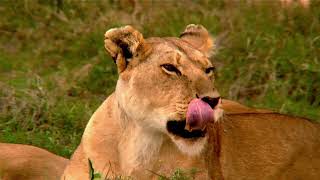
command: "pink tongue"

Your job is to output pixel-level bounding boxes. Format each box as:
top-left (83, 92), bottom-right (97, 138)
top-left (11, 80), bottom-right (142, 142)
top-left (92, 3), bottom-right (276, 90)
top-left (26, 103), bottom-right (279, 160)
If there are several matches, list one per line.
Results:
top-left (185, 98), bottom-right (214, 131)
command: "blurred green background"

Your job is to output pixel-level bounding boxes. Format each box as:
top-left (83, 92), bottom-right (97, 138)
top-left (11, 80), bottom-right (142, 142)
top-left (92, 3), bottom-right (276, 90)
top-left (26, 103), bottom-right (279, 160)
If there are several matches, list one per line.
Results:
top-left (0, 0), bottom-right (319, 158)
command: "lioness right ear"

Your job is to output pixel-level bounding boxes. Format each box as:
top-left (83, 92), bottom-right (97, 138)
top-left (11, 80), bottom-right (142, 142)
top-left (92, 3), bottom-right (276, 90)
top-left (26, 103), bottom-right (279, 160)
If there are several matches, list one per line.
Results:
top-left (180, 24), bottom-right (215, 57)
top-left (104, 26), bottom-right (145, 73)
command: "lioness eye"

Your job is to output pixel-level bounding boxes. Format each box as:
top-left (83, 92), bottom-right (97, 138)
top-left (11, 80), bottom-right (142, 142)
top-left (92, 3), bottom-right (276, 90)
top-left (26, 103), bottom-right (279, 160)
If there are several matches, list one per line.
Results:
top-left (161, 64), bottom-right (181, 75)
top-left (205, 67), bottom-right (215, 75)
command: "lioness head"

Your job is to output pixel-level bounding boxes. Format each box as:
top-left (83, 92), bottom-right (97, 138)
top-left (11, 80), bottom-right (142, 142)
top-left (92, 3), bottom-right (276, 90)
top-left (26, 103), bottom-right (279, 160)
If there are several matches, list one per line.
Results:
top-left (104, 24), bottom-right (223, 155)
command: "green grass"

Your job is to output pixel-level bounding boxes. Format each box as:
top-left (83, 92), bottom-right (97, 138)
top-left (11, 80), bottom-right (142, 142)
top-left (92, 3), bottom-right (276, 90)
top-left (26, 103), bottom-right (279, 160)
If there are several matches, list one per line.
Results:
top-left (0, 0), bottom-right (319, 163)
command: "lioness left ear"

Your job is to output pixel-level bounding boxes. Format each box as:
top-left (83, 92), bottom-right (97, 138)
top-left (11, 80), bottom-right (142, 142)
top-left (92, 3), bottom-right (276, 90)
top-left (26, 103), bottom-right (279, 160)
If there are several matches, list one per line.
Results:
top-left (180, 24), bottom-right (215, 57)
top-left (104, 25), bottom-right (145, 73)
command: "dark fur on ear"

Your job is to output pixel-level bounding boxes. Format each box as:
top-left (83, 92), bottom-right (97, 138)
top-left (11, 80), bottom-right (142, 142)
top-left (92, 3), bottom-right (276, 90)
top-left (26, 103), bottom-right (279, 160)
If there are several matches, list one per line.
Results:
top-left (180, 24), bottom-right (215, 57)
top-left (104, 26), bottom-right (144, 72)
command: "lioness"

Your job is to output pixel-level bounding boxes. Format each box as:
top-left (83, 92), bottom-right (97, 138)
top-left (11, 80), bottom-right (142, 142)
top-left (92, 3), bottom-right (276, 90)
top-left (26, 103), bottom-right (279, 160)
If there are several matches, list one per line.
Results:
top-left (62, 24), bottom-right (224, 179)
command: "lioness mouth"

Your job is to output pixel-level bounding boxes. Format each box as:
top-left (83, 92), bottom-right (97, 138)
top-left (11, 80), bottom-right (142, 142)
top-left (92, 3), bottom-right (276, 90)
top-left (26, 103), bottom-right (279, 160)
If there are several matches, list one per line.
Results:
top-left (166, 120), bottom-right (207, 139)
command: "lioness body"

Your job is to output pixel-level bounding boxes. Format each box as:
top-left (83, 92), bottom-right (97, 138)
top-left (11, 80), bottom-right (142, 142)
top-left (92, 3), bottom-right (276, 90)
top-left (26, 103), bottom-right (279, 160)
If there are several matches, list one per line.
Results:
top-left (0, 143), bottom-right (68, 180)
top-left (209, 110), bottom-right (320, 180)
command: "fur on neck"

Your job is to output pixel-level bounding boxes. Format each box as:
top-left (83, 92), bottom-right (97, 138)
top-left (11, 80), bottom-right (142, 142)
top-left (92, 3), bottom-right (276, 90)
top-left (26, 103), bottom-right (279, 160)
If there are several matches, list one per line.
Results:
top-left (115, 100), bottom-right (164, 175)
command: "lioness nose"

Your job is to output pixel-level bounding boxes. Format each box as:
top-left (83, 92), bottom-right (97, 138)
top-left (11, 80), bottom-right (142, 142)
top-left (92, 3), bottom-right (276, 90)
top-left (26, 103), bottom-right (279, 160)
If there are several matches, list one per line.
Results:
top-left (201, 96), bottom-right (221, 109)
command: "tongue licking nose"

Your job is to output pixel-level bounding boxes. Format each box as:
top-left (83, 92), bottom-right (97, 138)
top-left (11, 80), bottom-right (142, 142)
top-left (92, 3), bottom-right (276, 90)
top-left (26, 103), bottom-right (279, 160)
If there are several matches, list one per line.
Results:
top-left (185, 98), bottom-right (214, 132)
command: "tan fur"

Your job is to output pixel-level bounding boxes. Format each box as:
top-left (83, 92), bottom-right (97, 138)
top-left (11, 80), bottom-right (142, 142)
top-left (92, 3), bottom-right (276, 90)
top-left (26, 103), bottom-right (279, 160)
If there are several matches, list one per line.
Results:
top-left (0, 143), bottom-right (68, 180)
top-left (180, 24), bottom-right (215, 57)
top-left (208, 112), bottom-right (320, 180)
top-left (214, 100), bottom-right (320, 179)
top-left (62, 25), bottom-right (222, 180)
